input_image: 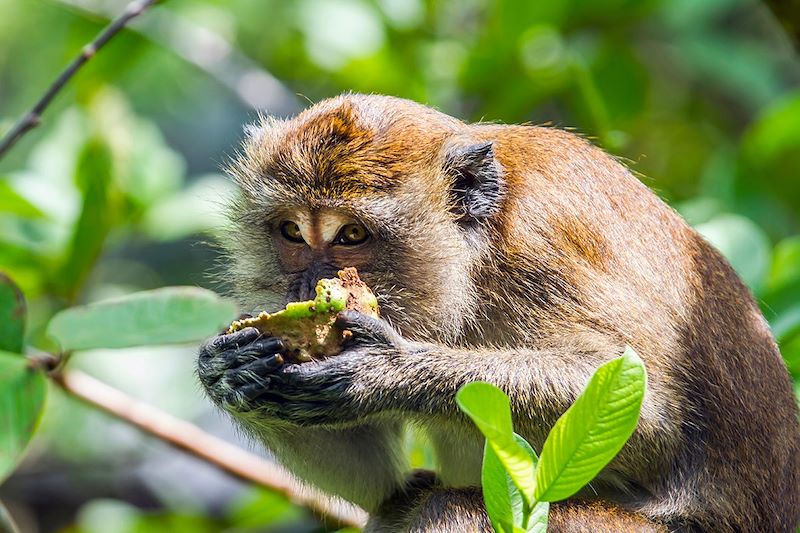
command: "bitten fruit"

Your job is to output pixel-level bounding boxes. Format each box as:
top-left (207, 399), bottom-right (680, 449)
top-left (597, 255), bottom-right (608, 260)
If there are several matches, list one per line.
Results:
top-left (228, 267), bottom-right (379, 362)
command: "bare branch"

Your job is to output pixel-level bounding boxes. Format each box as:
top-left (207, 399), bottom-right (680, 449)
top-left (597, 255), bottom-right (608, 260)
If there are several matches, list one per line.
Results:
top-left (52, 369), bottom-right (367, 529)
top-left (0, 0), bottom-right (161, 160)
top-left (0, 501), bottom-right (20, 533)
top-left (55, 0), bottom-right (300, 114)
top-left (761, 0), bottom-right (800, 46)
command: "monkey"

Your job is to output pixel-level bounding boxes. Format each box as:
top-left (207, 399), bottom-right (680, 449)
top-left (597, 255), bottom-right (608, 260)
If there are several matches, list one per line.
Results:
top-left (197, 93), bottom-right (800, 532)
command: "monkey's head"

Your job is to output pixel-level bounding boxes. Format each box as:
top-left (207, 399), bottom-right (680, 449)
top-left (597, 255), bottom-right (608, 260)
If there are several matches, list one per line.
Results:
top-left (222, 94), bottom-right (506, 342)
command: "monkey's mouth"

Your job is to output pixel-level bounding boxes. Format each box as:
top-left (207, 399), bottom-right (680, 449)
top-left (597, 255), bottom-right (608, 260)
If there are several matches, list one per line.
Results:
top-left (286, 262), bottom-right (342, 301)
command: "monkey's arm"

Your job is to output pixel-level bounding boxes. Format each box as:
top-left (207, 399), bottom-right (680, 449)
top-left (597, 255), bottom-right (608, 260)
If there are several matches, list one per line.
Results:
top-left (197, 328), bottom-right (407, 511)
top-left (261, 312), bottom-right (675, 473)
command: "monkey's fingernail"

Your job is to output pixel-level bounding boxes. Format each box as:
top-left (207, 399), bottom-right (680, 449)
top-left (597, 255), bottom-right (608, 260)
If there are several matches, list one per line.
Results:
top-left (335, 310), bottom-right (357, 328)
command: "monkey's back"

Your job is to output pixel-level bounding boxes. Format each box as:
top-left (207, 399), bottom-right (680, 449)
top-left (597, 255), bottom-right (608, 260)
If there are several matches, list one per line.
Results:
top-left (477, 124), bottom-right (800, 531)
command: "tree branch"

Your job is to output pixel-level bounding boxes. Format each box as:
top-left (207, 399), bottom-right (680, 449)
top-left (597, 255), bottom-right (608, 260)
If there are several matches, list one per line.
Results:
top-left (0, 501), bottom-right (20, 533)
top-left (55, 0), bottom-right (300, 114)
top-left (52, 369), bottom-right (367, 530)
top-left (0, 0), bottom-right (161, 160)
top-left (761, 0), bottom-right (800, 47)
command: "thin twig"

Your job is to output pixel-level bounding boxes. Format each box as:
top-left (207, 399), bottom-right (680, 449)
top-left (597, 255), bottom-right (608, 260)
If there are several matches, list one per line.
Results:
top-left (761, 0), bottom-right (800, 46)
top-left (55, 0), bottom-right (300, 113)
top-left (0, 501), bottom-right (20, 533)
top-left (0, 0), bottom-right (161, 159)
top-left (52, 369), bottom-right (367, 529)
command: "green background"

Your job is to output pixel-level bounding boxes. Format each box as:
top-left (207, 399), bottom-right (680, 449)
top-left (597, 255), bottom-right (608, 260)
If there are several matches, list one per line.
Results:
top-left (0, 0), bottom-right (798, 531)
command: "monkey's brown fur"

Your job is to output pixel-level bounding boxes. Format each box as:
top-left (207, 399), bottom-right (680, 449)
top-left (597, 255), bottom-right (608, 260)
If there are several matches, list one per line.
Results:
top-left (206, 94), bottom-right (800, 532)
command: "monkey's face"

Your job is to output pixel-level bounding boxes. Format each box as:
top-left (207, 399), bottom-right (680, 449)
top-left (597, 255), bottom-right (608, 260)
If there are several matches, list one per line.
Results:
top-left (267, 207), bottom-right (376, 301)
top-left (229, 191), bottom-right (476, 343)
top-left (224, 95), bottom-right (505, 343)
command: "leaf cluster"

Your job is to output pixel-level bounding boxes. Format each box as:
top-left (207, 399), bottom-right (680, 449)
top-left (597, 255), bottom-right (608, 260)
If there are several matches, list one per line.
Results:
top-left (457, 348), bottom-right (646, 532)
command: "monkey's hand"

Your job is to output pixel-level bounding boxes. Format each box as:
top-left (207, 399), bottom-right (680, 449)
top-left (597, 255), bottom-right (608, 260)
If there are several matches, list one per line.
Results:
top-left (237, 310), bottom-right (416, 426)
top-left (197, 327), bottom-right (287, 414)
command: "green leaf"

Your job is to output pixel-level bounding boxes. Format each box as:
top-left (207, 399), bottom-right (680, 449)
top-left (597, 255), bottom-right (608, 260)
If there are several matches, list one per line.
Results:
top-left (0, 274), bottom-right (25, 354)
top-left (56, 138), bottom-right (114, 300)
top-left (141, 175), bottom-right (232, 241)
top-left (772, 304), bottom-right (800, 345)
top-left (781, 334), bottom-right (800, 378)
top-left (762, 237), bottom-right (800, 323)
top-left (513, 435), bottom-right (548, 533)
top-left (0, 351), bottom-right (47, 482)
top-left (0, 180), bottom-right (44, 219)
top-left (457, 382), bottom-right (536, 504)
top-left (227, 488), bottom-right (303, 528)
top-left (47, 287), bottom-right (238, 351)
top-left (482, 434), bottom-right (549, 533)
top-left (76, 498), bottom-right (223, 533)
top-left (742, 92), bottom-right (800, 166)
top-left (526, 499), bottom-right (549, 533)
top-left (695, 214), bottom-right (771, 294)
top-left (767, 236), bottom-right (800, 293)
top-left (534, 347), bottom-right (646, 502)
top-left (481, 441), bottom-right (515, 533)
top-left (674, 197), bottom-right (725, 227)
top-left (118, 113), bottom-right (186, 209)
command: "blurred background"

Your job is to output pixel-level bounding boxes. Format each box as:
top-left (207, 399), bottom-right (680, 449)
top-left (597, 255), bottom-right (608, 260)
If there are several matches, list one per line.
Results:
top-left (0, 0), bottom-right (798, 531)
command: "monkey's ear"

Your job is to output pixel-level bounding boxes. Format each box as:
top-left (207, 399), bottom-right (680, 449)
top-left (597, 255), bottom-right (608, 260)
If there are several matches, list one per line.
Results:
top-left (444, 141), bottom-right (506, 222)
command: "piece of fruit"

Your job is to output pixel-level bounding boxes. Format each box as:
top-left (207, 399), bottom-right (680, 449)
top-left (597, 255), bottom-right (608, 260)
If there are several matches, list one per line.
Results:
top-left (228, 267), bottom-right (379, 363)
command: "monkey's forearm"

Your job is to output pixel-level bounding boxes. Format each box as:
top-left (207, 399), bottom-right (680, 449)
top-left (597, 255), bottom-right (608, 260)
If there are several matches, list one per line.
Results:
top-left (323, 312), bottom-right (636, 426)
top-left (375, 343), bottom-right (676, 478)
top-left (295, 341), bottom-right (677, 474)
top-left (247, 421), bottom-right (407, 512)
top-left (354, 343), bottom-right (605, 419)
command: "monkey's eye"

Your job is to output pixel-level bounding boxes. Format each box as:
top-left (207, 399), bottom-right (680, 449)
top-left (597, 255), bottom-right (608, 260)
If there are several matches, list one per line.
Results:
top-left (335, 223), bottom-right (369, 246)
top-left (279, 221), bottom-right (305, 243)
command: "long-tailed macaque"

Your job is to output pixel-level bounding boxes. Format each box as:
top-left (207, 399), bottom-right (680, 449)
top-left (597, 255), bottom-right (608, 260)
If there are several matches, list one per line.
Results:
top-left (198, 94), bottom-right (800, 532)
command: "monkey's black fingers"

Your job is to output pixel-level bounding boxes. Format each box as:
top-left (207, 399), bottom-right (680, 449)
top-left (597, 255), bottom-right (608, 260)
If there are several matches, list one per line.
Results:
top-left (198, 329), bottom-right (281, 387)
top-left (227, 353), bottom-right (285, 385)
top-left (201, 327), bottom-right (261, 361)
top-left (197, 328), bottom-right (260, 385)
top-left (236, 337), bottom-right (286, 360)
top-left (214, 336), bottom-right (285, 375)
top-left (335, 310), bottom-right (402, 346)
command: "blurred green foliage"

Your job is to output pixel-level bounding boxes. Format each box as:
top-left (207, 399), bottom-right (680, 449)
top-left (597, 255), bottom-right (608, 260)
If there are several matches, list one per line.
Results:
top-left (0, 0), bottom-right (798, 531)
